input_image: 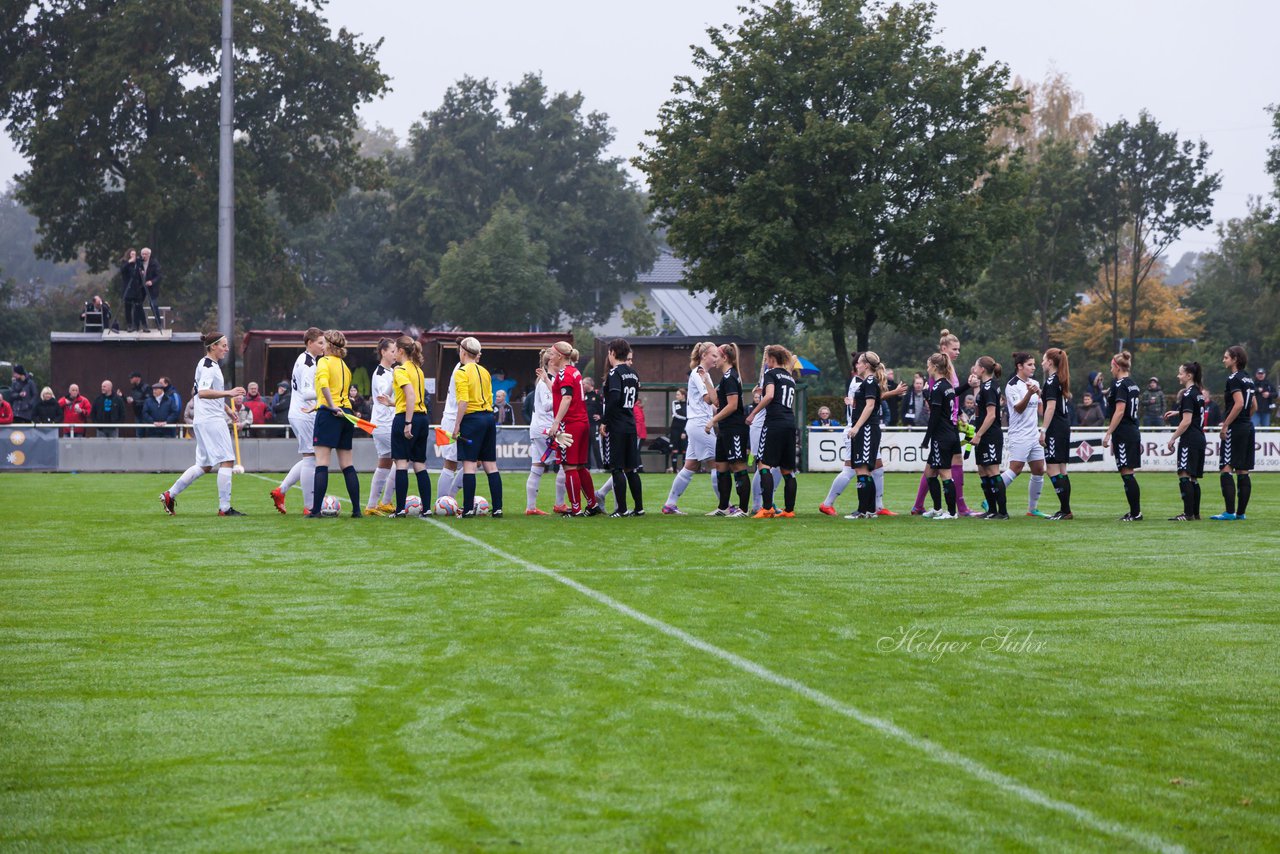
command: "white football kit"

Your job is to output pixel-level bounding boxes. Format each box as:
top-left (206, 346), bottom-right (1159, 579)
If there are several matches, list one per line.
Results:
top-left (288, 351), bottom-right (317, 454)
top-left (684, 367), bottom-right (716, 462)
top-left (192, 357), bottom-right (234, 468)
top-left (1005, 377), bottom-right (1044, 463)
top-left (370, 363), bottom-right (396, 458)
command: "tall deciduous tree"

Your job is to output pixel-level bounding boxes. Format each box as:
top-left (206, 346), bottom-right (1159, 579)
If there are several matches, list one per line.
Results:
top-left (0, 0), bottom-right (387, 325)
top-left (637, 0), bottom-right (1025, 375)
top-left (1061, 258), bottom-right (1202, 362)
top-left (1087, 111), bottom-right (1220, 352)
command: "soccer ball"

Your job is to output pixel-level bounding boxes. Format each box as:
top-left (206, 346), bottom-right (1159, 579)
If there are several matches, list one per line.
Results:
top-left (320, 495), bottom-right (341, 517)
top-left (404, 495), bottom-right (423, 516)
top-left (473, 496), bottom-right (490, 516)
top-left (433, 496), bottom-right (460, 517)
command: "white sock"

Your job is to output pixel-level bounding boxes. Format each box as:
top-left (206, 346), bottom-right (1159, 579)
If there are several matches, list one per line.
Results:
top-left (596, 477), bottom-right (615, 505)
top-left (280, 458), bottom-right (304, 492)
top-left (666, 467), bottom-right (694, 506)
top-left (379, 468), bottom-right (395, 504)
top-left (169, 464), bottom-right (204, 497)
top-left (300, 456), bottom-right (316, 510)
top-left (872, 468), bottom-right (885, 510)
top-left (217, 467), bottom-right (232, 511)
top-left (438, 467), bottom-right (455, 499)
top-left (448, 470), bottom-right (462, 499)
top-left (711, 470), bottom-right (721, 502)
top-left (751, 470), bottom-right (762, 511)
top-left (1002, 469), bottom-right (1019, 488)
top-left (1029, 474), bottom-right (1044, 511)
top-left (526, 466), bottom-right (545, 510)
top-left (823, 468), bottom-right (855, 506)
top-left (368, 467), bottom-right (390, 508)
top-left (555, 468), bottom-right (566, 505)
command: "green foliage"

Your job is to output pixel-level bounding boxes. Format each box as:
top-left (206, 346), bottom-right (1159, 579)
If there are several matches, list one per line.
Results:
top-left (0, 190), bottom-right (82, 291)
top-left (385, 74), bottom-right (656, 327)
top-left (621, 295), bottom-right (659, 337)
top-left (638, 0), bottom-right (1026, 377)
top-left (427, 199), bottom-right (562, 332)
top-left (1087, 111), bottom-right (1220, 352)
top-left (0, 0), bottom-right (388, 327)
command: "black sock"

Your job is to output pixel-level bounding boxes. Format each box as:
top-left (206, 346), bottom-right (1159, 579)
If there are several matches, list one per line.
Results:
top-left (860, 474), bottom-right (876, 513)
top-left (487, 470), bottom-right (502, 512)
top-left (311, 466), bottom-right (329, 515)
top-left (734, 470), bottom-right (751, 512)
top-left (1122, 473), bottom-right (1140, 516)
top-left (1237, 473), bottom-right (1251, 516)
top-left (1179, 477), bottom-right (1192, 517)
top-left (783, 473), bottom-right (796, 512)
top-left (760, 468), bottom-right (775, 510)
top-left (1220, 471), bottom-right (1236, 515)
top-left (928, 476), bottom-right (942, 511)
top-left (343, 466), bottom-right (361, 516)
top-left (395, 469), bottom-right (409, 512)
top-left (463, 473), bottom-right (476, 513)
top-left (995, 474), bottom-right (1008, 515)
top-left (612, 470), bottom-right (628, 513)
top-left (416, 469), bottom-right (432, 508)
top-left (1192, 480), bottom-right (1202, 517)
top-left (1060, 473), bottom-right (1072, 513)
top-left (980, 476), bottom-right (994, 511)
top-left (717, 472), bottom-right (732, 510)
top-left (943, 479), bottom-right (956, 515)
top-left (626, 471), bottom-right (643, 511)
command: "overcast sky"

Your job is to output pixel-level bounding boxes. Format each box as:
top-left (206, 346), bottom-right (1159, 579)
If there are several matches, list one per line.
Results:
top-left (3, 0), bottom-right (1277, 262)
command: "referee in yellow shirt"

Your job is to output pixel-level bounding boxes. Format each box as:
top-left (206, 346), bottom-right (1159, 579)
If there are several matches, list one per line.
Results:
top-left (391, 335), bottom-right (432, 517)
top-left (308, 329), bottom-right (363, 518)
top-left (449, 336), bottom-right (503, 517)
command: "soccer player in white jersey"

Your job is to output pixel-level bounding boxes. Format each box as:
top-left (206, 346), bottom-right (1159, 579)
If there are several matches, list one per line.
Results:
top-left (435, 352), bottom-right (463, 500)
top-left (661, 341), bottom-right (721, 514)
top-left (363, 337), bottom-right (398, 515)
top-left (525, 348), bottom-right (566, 514)
top-left (1000, 351), bottom-right (1047, 516)
top-left (271, 327), bottom-right (324, 514)
top-left (160, 332), bottom-right (246, 516)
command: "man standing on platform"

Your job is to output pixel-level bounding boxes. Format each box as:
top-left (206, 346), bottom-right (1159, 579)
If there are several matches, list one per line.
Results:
top-left (137, 247), bottom-right (163, 331)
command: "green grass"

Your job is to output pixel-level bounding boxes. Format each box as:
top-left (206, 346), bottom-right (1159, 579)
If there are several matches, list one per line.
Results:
top-left (1, 470), bottom-right (1277, 851)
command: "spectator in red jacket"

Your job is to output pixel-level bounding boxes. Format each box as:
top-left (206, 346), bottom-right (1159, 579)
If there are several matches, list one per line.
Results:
top-left (241, 381), bottom-right (272, 430)
top-left (0, 396), bottom-right (12, 424)
top-left (59, 384), bottom-right (92, 436)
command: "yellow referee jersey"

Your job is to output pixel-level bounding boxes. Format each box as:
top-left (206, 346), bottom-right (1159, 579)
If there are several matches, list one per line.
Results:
top-left (453, 362), bottom-right (493, 413)
top-left (393, 362), bottom-right (428, 415)
top-left (314, 355), bottom-right (351, 409)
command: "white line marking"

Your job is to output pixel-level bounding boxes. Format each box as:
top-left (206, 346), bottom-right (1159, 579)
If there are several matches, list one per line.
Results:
top-left (426, 517), bottom-right (1183, 854)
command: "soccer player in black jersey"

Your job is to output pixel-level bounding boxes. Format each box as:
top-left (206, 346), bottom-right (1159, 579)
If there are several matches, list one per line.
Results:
top-left (1213, 345), bottom-right (1257, 520)
top-left (841, 351), bottom-right (890, 519)
top-left (1164, 361), bottom-right (1208, 521)
top-left (971, 356), bottom-right (1008, 519)
top-left (599, 338), bottom-right (644, 517)
top-left (1102, 351), bottom-right (1144, 521)
top-left (707, 343), bottom-right (752, 516)
top-left (923, 353), bottom-right (960, 520)
top-left (746, 344), bottom-right (799, 518)
top-left (1040, 348), bottom-right (1074, 520)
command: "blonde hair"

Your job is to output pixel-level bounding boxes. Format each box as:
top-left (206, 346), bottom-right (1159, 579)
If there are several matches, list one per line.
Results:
top-left (939, 328), bottom-right (959, 349)
top-left (539, 347), bottom-right (554, 371)
top-left (458, 336), bottom-right (482, 357)
top-left (41, 386), bottom-right (53, 399)
top-left (718, 342), bottom-right (739, 368)
top-left (927, 352), bottom-right (953, 380)
top-left (690, 341), bottom-right (715, 370)
top-left (764, 344), bottom-right (793, 371)
top-left (396, 335), bottom-right (423, 366)
top-left (1111, 350), bottom-right (1132, 372)
top-left (552, 340), bottom-right (580, 362)
top-left (861, 350), bottom-right (888, 390)
top-left (323, 329), bottom-right (347, 359)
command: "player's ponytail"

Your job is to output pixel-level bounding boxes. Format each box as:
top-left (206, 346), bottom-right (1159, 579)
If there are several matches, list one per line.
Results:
top-left (553, 340), bottom-right (579, 363)
top-left (718, 342), bottom-right (739, 369)
top-left (690, 341), bottom-right (714, 370)
top-left (1046, 347), bottom-right (1071, 399)
top-left (863, 350), bottom-right (888, 391)
top-left (201, 331), bottom-right (226, 351)
top-left (396, 335), bottom-right (423, 366)
top-left (1111, 350), bottom-right (1132, 374)
top-left (322, 329), bottom-right (347, 359)
top-left (764, 344), bottom-right (792, 371)
top-left (977, 355), bottom-right (1002, 380)
top-left (927, 352), bottom-right (952, 380)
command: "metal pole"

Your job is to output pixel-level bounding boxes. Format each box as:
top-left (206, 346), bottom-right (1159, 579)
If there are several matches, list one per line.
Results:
top-left (217, 0), bottom-right (235, 384)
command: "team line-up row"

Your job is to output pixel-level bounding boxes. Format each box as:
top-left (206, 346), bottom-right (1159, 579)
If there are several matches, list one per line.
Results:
top-left (156, 329), bottom-right (1262, 523)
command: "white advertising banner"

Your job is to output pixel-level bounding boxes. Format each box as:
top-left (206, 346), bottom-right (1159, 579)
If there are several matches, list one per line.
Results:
top-left (806, 427), bottom-right (1280, 473)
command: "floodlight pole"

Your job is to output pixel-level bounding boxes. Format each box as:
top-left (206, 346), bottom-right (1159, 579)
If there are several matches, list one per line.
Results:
top-left (217, 0), bottom-right (236, 383)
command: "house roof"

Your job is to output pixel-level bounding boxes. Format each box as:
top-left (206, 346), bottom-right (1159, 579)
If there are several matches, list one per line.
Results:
top-left (648, 287), bottom-right (721, 337)
top-left (636, 247), bottom-right (687, 285)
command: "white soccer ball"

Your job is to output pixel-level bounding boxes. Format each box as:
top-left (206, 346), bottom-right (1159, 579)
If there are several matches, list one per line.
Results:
top-left (433, 496), bottom-right (460, 517)
top-left (320, 495), bottom-right (341, 517)
top-left (404, 495), bottom-right (423, 516)
top-left (473, 496), bottom-right (490, 516)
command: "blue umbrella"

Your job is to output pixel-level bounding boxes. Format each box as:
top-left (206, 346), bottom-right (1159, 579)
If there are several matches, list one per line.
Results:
top-left (792, 355), bottom-right (821, 376)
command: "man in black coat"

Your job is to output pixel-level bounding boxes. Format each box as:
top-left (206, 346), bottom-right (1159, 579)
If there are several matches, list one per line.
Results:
top-left (125, 372), bottom-right (148, 421)
top-left (120, 249), bottom-right (145, 332)
top-left (136, 247), bottom-right (163, 331)
top-left (90, 379), bottom-right (126, 437)
top-left (6, 364), bottom-right (38, 422)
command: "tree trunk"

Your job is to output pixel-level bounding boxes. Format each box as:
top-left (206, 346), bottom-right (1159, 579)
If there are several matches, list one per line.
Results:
top-left (856, 307), bottom-right (876, 358)
top-left (831, 298), bottom-right (850, 378)
top-left (1127, 227), bottom-right (1141, 352)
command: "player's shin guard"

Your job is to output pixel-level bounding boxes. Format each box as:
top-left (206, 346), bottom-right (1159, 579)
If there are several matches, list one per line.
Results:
top-left (368, 467), bottom-right (390, 509)
top-left (717, 471), bottom-right (732, 510)
top-left (463, 473), bottom-right (477, 514)
top-left (871, 467), bottom-right (885, 510)
top-left (580, 470), bottom-right (597, 507)
top-left (1237, 473), bottom-right (1251, 516)
top-left (734, 469), bottom-right (751, 512)
top-left (416, 469), bottom-right (433, 508)
top-left (280, 458), bottom-right (304, 492)
top-left (927, 476), bottom-right (942, 511)
top-left (1179, 476), bottom-right (1193, 518)
top-left (1191, 479), bottom-right (1202, 517)
top-left (555, 468), bottom-right (567, 506)
top-left (1028, 474), bottom-right (1044, 511)
top-left (666, 466), bottom-right (693, 506)
top-left (486, 470), bottom-right (502, 512)
top-left (626, 471), bottom-right (643, 512)
top-left (217, 466), bottom-right (232, 511)
top-left (942, 478), bottom-right (957, 516)
top-left (1121, 473), bottom-right (1140, 516)
top-left (437, 467), bottom-right (456, 500)
top-left (751, 470), bottom-right (763, 510)
top-left (783, 473), bottom-right (796, 513)
top-left (611, 470), bottom-right (628, 513)
top-left (564, 468), bottom-right (580, 512)
top-left (311, 466), bottom-right (328, 516)
top-left (342, 466), bottom-right (361, 515)
top-left (395, 468), bottom-right (409, 512)
top-left (300, 457), bottom-right (316, 510)
top-left (1050, 473), bottom-right (1071, 513)
top-left (994, 474), bottom-right (1009, 515)
top-left (857, 474), bottom-right (874, 514)
top-left (759, 468), bottom-right (775, 510)
top-left (824, 468), bottom-right (855, 507)
top-left (169, 464), bottom-right (204, 497)
top-left (1220, 471), bottom-right (1236, 514)
top-left (526, 467), bottom-right (543, 510)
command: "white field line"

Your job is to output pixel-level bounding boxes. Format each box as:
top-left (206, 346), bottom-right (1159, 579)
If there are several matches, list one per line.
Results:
top-left (425, 516), bottom-right (1183, 854)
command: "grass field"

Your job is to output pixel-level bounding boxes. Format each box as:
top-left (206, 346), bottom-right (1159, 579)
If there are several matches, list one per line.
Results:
top-left (1, 469), bottom-right (1277, 851)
